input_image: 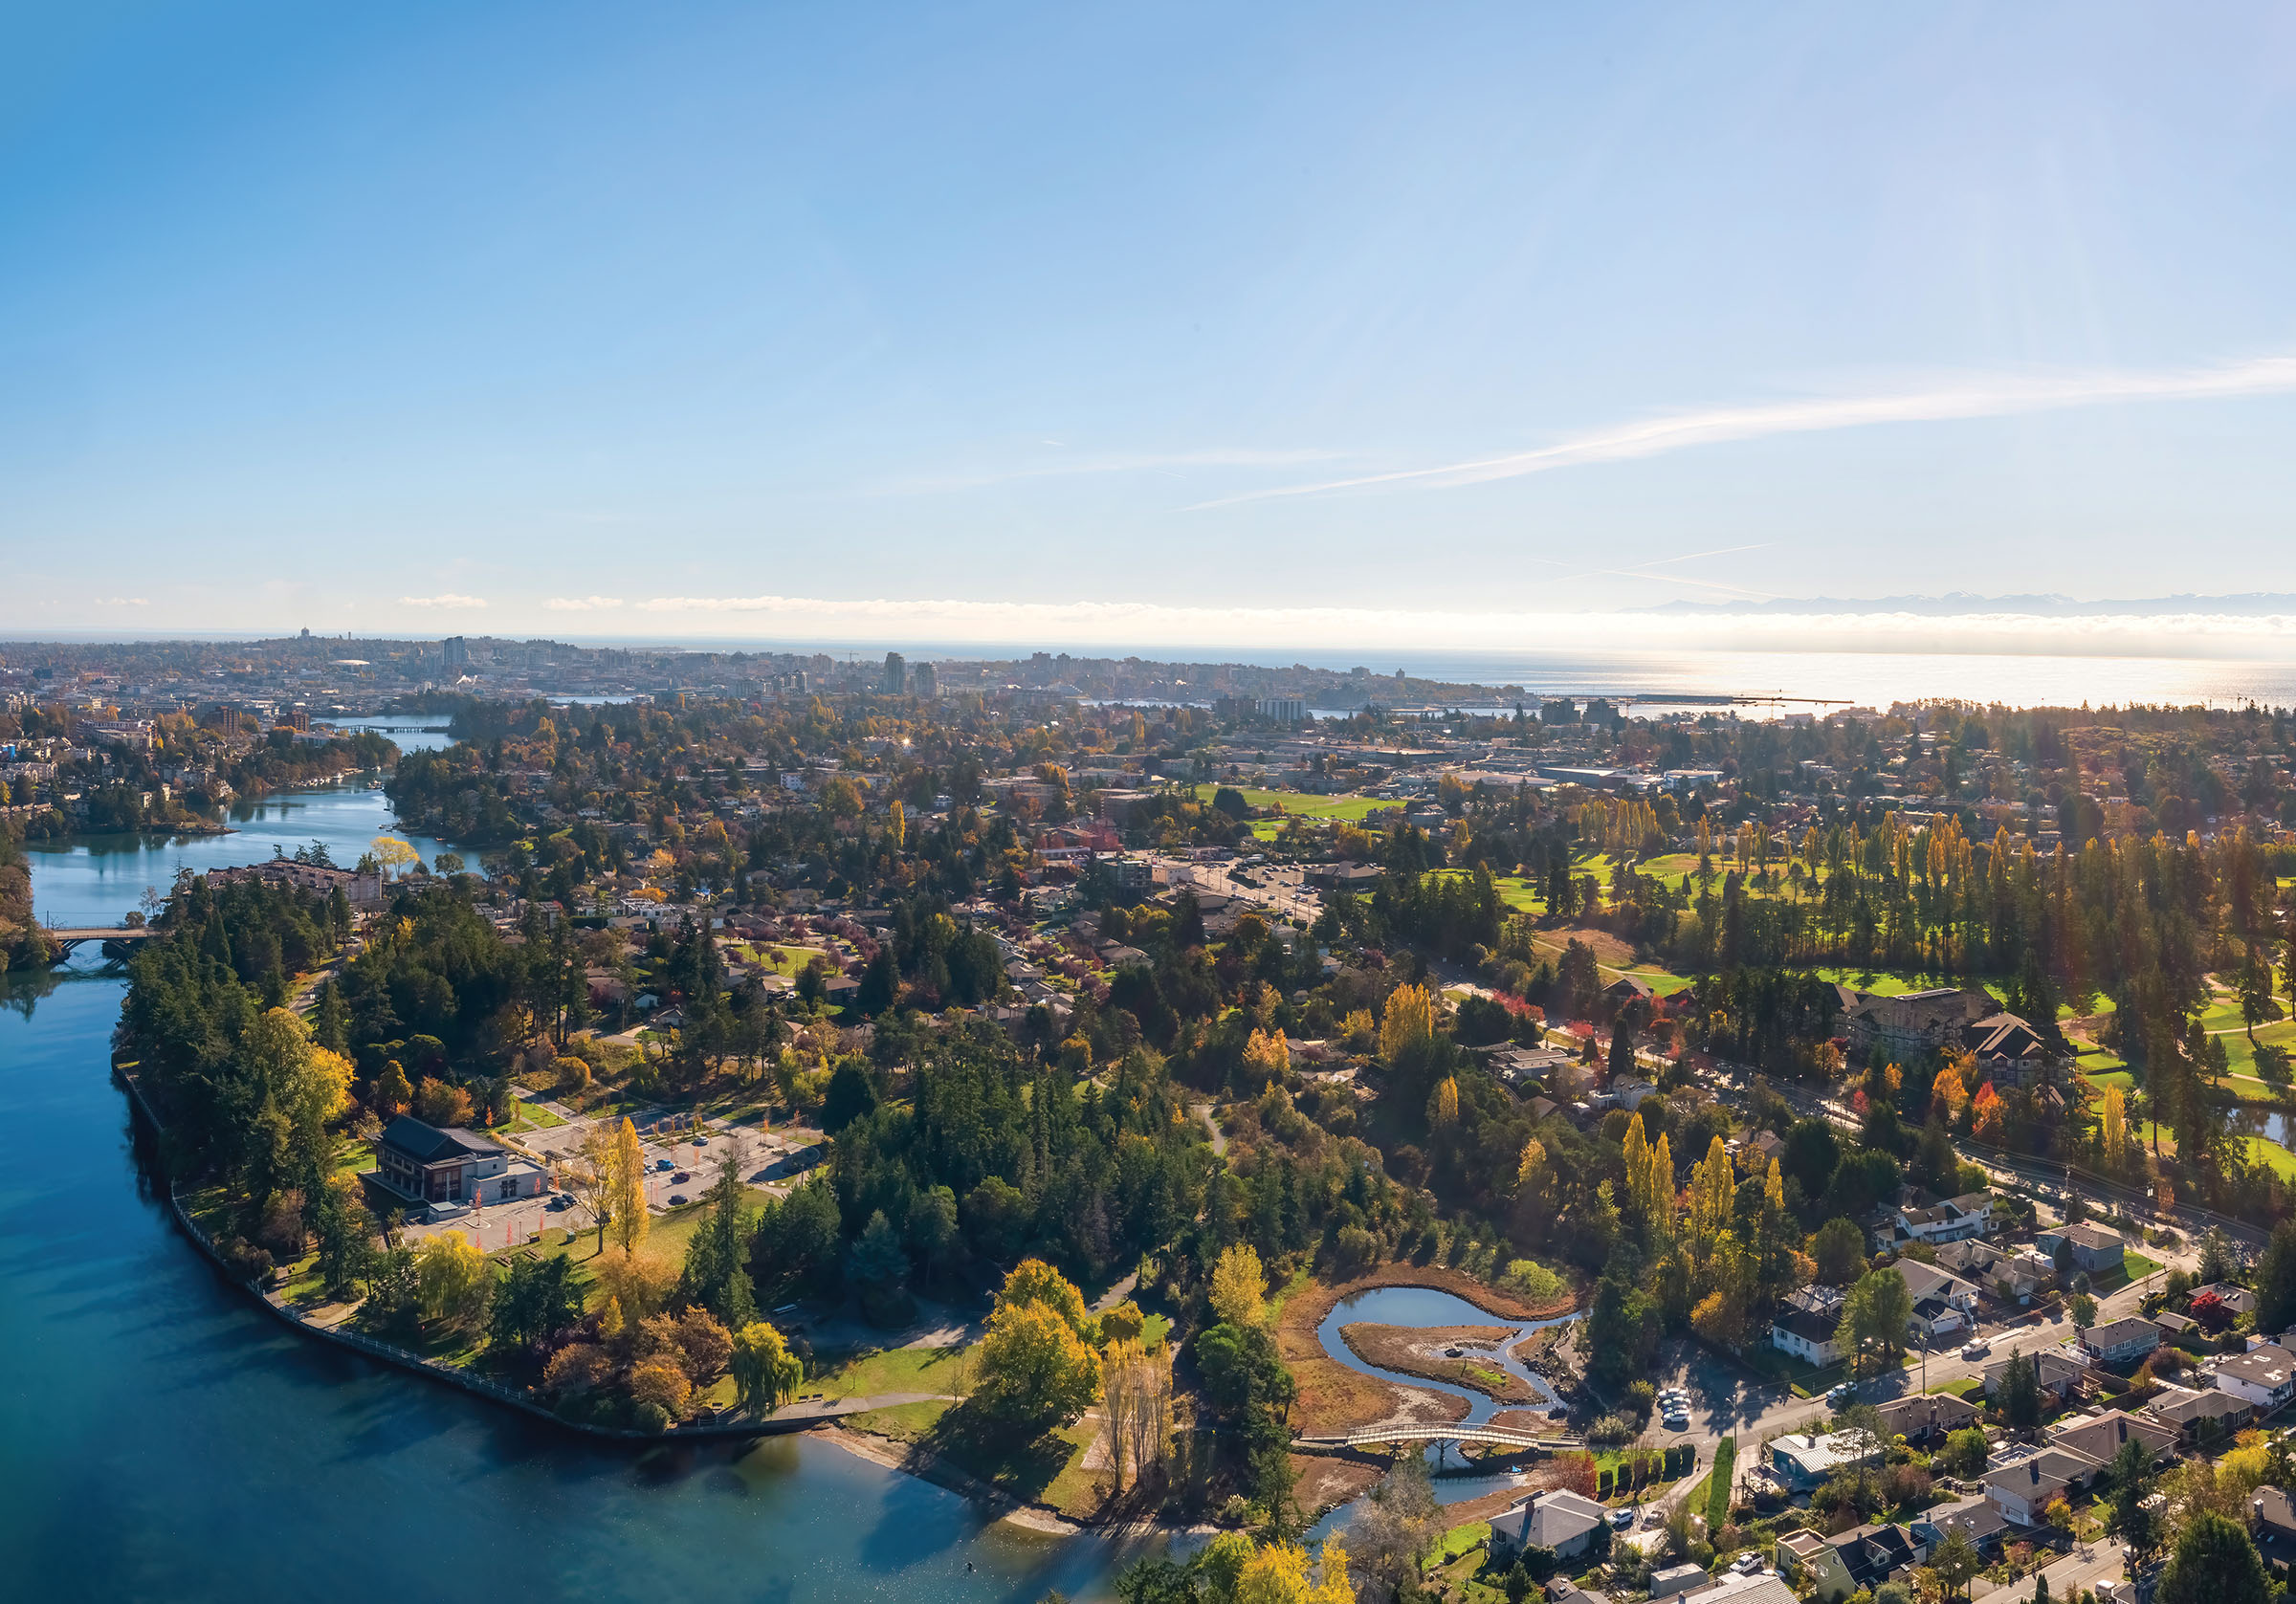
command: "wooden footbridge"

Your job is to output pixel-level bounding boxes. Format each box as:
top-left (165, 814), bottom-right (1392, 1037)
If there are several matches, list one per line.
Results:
top-left (1294, 1423), bottom-right (1584, 1456)
top-left (45, 926), bottom-right (159, 962)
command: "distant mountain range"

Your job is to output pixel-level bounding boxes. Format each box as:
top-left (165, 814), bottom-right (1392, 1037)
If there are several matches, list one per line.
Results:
top-left (1642, 592), bottom-right (2296, 617)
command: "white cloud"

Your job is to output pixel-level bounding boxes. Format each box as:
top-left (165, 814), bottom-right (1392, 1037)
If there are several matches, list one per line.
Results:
top-left (1190, 352), bottom-right (2296, 508)
top-left (545, 596), bottom-right (624, 611)
top-left (398, 593), bottom-right (488, 609)
top-left (616, 591), bottom-right (2296, 659)
top-left (93, 596), bottom-right (148, 605)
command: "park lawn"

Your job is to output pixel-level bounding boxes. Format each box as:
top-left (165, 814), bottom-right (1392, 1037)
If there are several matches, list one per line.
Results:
top-left (1638, 852), bottom-right (1700, 878)
top-left (1034, 1417), bottom-right (1107, 1519)
top-left (1429, 868), bottom-right (1543, 912)
top-left (2246, 1138), bottom-right (2296, 1180)
top-left (806, 1342), bottom-right (969, 1403)
top-left (1810, 968), bottom-right (1941, 998)
top-left (1141, 1312), bottom-right (1173, 1349)
top-left (1188, 784), bottom-right (1392, 824)
top-left (2081, 1067), bottom-right (2134, 1091)
top-left (845, 1397), bottom-right (952, 1440)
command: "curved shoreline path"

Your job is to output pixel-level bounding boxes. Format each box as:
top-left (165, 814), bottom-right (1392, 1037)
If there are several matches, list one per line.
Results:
top-left (0, 781), bottom-right (1145, 1603)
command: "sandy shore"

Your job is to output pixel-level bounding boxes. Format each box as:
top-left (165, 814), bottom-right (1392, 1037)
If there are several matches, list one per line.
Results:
top-left (806, 1422), bottom-right (1085, 1535)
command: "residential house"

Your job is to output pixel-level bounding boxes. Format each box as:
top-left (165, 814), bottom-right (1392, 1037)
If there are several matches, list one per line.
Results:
top-left (2045, 1410), bottom-right (2178, 1471)
top-left (1983, 1446), bottom-right (2105, 1527)
top-left (1936, 1239), bottom-right (2051, 1305)
top-left (1878, 1391), bottom-right (1981, 1445)
top-left (2078, 1318), bottom-right (2163, 1368)
top-left (1897, 1259), bottom-right (1983, 1318)
top-left (2211, 1343), bottom-right (2296, 1412)
top-left (1910, 1295), bottom-right (1972, 1342)
top-left (1774, 1531), bottom-right (1828, 1584)
top-left (1889, 1193), bottom-right (1996, 1247)
top-left (2190, 1283), bottom-right (2260, 1319)
top-left (1982, 1347), bottom-right (2092, 1404)
top-left (1490, 1489), bottom-right (1608, 1561)
top-left (1773, 1285), bottom-right (1848, 1367)
top-left (1768, 1430), bottom-right (1867, 1491)
top-left (2144, 1383), bottom-right (2254, 1442)
top-left (2151, 1309), bottom-right (2200, 1345)
top-left (2034, 1221), bottom-right (2125, 1274)
top-left (1789, 1524), bottom-right (1924, 1602)
top-left (1647, 1566), bottom-right (1711, 1602)
top-left (1912, 1498), bottom-right (2012, 1559)
top-left (367, 1116), bottom-right (547, 1217)
top-left (2251, 1486), bottom-right (2296, 1575)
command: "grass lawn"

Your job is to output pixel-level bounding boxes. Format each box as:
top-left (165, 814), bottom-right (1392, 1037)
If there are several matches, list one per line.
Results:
top-left (1930, 1376), bottom-right (1984, 1398)
top-left (1432, 1521), bottom-right (1492, 1565)
top-left (806, 1342), bottom-right (969, 1402)
top-left (844, 1397), bottom-right (951, 1439)
top-left (2247, 1138), bottom-right (2296, 1180)
top-left (2081, 1066), bottom-right (2133, 1090)
top-left (1189, 783), bottom-right (1394, 824)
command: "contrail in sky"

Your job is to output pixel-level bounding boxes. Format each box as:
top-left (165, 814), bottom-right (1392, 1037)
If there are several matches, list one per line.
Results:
top-left (1186, 352), bottom-right (2296, 509)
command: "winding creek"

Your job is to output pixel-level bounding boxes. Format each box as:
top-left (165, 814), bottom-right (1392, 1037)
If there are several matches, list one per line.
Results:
top-left (1, 763), bottom-right (1577, 1593)
top-left (1309, 1288), bottom-right (1584, 1536)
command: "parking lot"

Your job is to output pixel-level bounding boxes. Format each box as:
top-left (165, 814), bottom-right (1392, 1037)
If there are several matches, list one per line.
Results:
top-left (403, 1112), bottom-right (827, 1252)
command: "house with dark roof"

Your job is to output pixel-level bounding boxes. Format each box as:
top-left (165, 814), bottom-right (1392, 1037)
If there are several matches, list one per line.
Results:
top-left (369, 1115), bottom-right (547, 1217)
top-left (1982, 1347), bottom-right (2092, 1404)
top-left (2046, 1410), bottom-right (2178, 1470)
top-left (2144, 1382), bottom-right (2254, 1441)
top-left (2035, 1221), bottom-right (2126, 1274)
top-left (1772, 1306), bottom-right (1846, 1367)
top-left (1490, 1489), bottom-right (1607, 1561)
top-left (1984, 1446), bottom-right (2106, 1527)
top-left (1878, 1391), bottom-right (1980, 1445)
top-left (2078, 1317), bottom-right (2162, 1367)
top-left (1936, 1238), bottom-right (2051, 1304)
top-left (1791, 1523), bottom-right (1924, 1602)
top-left (2252, 1486), bottom-right (2296, 1575)
top-left (1913, 1498), bottom-right (2012, 1558)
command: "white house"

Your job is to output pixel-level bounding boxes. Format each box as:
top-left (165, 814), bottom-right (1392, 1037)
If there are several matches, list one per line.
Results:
top-left (2213, 1343), bottom-right (2296, 1412)
top-left (1773, 1307), bottom-right (1846, 1367)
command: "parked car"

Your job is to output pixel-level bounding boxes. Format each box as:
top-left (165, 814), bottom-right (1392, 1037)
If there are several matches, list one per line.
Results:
top-left (1961, 1339), bottom-right (1990, 1359)
top-left (673, 1171), bottom-right (692, 1184)
top-left (545, 1194), bottom-right (574, 1211)
top-left (655, 1158), bottom-right (673, 1172)
top-left (668, 1193), bottom-right (689, 1206)
top-left (1664, 1411), bottom-right (1689, 1431)
top-left (1826, 1383), bottom-right (1857, 1406)
top-left (1608, 1509), bottom-right (1635, 1529)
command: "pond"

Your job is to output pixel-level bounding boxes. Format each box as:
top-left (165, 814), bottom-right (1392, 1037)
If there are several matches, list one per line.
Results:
top-left (1309, 1286), bottom-right (1583, 1533)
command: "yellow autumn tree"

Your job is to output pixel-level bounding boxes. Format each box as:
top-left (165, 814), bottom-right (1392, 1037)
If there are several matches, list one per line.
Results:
top-left (1622, 1115), bottom-right (1652, 1222)
top-left (1379, 985), bottom-right (1434, 1064)
top-left (1689, 1135), bottom-right (1733, 1250)
top-left (1232, 1533), bottom-right (1354, 1604)
top-left (1428, 1075), bottom-right (1459, 1128)
top-left (2100, 1084), bottom-right (2130, 1168)
top-left (607, 1115), bottom-right (649, 1254)
top-left (1244, 1027), bottom-right (1291, 1084)
top-left (1648, 1132), bottom-right (1675, 1239)
top-left (1514, 1136), bottom-right (1548, 1196)
top-left (1209, 1243), bottom-right (1267, 1328)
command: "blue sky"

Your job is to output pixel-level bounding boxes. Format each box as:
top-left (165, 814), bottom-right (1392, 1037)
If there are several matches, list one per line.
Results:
top-left (7, 2), bottom-right (2296, 646)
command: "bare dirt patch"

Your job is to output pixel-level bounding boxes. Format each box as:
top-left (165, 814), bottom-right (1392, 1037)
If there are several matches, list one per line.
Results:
top-left (1292, 1454), bottom-right (1383, 1517)
top-left (1339, 1323), bottom-right (1539, 1404)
